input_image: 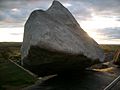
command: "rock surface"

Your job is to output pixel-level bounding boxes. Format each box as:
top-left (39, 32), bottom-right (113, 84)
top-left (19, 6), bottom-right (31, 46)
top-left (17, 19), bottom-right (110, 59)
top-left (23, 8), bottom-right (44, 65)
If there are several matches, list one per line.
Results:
top-left (21, 0), bottom-right (105, 76)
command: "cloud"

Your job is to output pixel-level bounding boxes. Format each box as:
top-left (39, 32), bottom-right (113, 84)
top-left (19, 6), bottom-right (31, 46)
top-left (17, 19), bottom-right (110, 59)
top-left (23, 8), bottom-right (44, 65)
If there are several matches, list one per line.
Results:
top-left (97, 27), bottom-right (120, 39)
top-left (0, 0), bottom-right (120, 43)
top-left (0, 0), bottom-right (52, 27)
top-left (0, 0), bottom-right (119, 23)
top-left (80, 0), bottom-right (120, 14)
top-left (0, 27), bottom-right (23, 42)
top-left (66, 1), bottom-right (92, 20)
top-left (0, 0), bottom-right (93, 27)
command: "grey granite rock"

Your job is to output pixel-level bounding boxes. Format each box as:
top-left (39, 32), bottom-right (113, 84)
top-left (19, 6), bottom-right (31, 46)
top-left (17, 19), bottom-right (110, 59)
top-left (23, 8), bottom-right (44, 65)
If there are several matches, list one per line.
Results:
top-left (21, 0), bottom-right (105, 76)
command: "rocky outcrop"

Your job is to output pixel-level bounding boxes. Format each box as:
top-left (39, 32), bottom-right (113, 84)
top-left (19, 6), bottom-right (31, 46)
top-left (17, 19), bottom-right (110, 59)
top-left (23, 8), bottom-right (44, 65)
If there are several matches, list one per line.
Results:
top-left (21, 0), bottom-right (105, 76)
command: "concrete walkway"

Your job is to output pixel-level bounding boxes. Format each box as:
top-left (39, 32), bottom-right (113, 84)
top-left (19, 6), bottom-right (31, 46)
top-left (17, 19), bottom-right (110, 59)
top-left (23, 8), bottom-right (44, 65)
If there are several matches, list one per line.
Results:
top-left (23, 66), bottom-right (120, 90)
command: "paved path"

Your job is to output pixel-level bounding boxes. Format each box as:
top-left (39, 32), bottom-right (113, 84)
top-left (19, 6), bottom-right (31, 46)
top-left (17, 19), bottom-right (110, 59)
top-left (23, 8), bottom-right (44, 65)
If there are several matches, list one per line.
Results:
top-left (111, 81), bottom-right (120, 90)
top-left (23, 67), bottom-right (120, 90)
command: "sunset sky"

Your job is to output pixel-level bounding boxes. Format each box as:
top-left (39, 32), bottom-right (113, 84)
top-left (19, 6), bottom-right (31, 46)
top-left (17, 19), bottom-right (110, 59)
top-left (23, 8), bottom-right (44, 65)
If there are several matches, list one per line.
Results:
top-left (0, 0), bottom-right (120, 44)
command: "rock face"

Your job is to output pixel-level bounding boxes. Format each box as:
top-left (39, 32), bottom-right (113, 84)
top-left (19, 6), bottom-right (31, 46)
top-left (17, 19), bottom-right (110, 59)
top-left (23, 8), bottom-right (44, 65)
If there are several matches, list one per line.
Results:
top-left (21, 0), bottom-right (105, 76)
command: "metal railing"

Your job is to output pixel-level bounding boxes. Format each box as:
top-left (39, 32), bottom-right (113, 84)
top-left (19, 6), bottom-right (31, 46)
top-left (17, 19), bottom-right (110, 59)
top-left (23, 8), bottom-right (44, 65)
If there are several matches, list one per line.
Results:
top-left (104, 75), bottom-right (120, 90)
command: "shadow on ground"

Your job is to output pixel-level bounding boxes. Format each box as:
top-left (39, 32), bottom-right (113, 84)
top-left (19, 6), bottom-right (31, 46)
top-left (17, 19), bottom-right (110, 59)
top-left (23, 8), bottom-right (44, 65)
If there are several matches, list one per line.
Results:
top-left (24, 67), bottom-right (120, 90)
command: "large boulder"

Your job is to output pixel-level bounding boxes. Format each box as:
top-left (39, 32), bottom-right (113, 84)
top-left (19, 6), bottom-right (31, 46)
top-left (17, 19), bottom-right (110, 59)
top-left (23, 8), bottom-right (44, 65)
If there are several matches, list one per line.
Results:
top-left (21, 0), bottom-right (105, 76)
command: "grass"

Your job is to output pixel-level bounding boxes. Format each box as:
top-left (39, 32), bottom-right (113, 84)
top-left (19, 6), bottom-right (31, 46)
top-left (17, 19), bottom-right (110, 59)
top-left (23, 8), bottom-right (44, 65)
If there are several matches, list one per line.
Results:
top-left (0, 58), bottom-right (37, 90)
top-left (0, 42), bottom-right (37, 90)
top-left (0, 42), bottom-right (120, 90)
top-left (100, 44), bottom-right (120, 52)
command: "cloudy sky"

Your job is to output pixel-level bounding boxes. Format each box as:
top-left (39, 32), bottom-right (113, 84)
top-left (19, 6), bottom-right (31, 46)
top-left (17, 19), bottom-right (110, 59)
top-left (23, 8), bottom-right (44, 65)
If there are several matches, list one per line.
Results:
top-left (0, 0), bottom-right (120, 44)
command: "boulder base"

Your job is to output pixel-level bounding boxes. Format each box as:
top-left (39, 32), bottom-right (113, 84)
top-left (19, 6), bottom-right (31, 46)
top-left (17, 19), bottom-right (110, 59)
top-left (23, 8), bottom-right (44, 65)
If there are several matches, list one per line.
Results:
top-left (23, 46), bottom-right (100, 76)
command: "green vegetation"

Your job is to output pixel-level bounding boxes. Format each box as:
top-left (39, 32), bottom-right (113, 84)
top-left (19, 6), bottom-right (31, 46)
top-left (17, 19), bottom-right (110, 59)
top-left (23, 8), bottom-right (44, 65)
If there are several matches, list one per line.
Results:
top-left (0, 58), bottom-right (37, 90)
top-left (100, 44), bottom-right (120, 52)
top-left (0, 42), bottom-right (37, 90)
top-left (0, 42), bottom-right (21, 62)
